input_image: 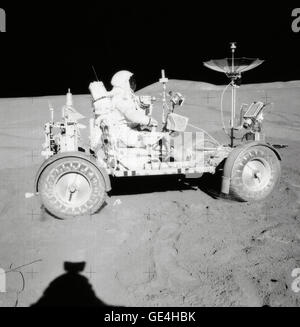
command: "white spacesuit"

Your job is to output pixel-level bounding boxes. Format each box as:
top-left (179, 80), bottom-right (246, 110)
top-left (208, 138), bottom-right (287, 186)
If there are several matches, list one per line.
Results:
top-left (109, 70), bottom-right (159, 147)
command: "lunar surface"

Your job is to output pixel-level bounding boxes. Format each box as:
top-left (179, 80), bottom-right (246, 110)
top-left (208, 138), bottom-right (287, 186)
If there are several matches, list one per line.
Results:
top-left (0, 80), bottom-right (300, 307)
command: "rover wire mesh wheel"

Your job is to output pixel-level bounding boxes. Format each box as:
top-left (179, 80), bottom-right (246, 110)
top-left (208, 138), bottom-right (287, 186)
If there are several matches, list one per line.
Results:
top-left (38, 157), bottom-right (107, 219)
top-left (229, 145), bottom-right (281, 202)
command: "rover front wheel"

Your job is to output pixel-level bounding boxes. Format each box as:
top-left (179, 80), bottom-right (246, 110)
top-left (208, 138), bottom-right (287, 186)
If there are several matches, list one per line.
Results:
top-left (38, 156), bottom-right (107, 219)
top-left (229, 145), bottom-right (281, 201)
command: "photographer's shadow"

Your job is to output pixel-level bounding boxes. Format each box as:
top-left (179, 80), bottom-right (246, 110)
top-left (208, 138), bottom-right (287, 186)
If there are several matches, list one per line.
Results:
top-left (31, 262), bottom-right (113, 307)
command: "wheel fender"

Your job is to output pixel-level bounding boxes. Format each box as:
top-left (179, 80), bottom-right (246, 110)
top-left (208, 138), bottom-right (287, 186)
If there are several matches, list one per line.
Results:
top-left (221, 142), bottom-right (281, 194)
top-left (34, 152), bottom-right (111, 193)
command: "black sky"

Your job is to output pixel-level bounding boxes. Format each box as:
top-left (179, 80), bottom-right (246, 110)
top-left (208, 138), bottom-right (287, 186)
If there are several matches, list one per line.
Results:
top-left (0, 2), bottom-right (299, 97)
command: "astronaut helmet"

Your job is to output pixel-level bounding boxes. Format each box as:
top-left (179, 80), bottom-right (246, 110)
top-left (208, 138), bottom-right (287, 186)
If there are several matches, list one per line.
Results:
top-left (111, 70), bottom-right (136, 92)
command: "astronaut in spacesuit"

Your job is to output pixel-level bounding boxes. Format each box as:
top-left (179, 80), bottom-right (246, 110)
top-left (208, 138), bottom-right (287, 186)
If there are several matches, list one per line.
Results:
top-left (109, 70), bottom-right (160, 147)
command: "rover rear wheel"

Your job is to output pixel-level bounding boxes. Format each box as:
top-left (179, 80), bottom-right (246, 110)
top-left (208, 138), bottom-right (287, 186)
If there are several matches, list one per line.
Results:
top-left (38, 156), bottom-right (107, 219)
top-left (229, 145), bottom-right (281, 201)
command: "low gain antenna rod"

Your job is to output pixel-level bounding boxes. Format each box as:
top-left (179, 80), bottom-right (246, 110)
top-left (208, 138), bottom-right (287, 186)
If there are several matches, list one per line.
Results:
top-left (159, 69), bottom-right (169, 125)
top-left (48, 101), bottom-right (54, 124)
top-left (230, 42), bottom-right (237, 148)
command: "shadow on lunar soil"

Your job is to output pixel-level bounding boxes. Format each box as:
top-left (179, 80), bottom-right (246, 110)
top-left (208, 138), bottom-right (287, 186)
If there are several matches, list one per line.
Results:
top-left (31, 262), bottom-right (115, 307)
top-left (110, 175), bottom-right (200, 196)
top-left (109, 171), bottom-right (233, 201)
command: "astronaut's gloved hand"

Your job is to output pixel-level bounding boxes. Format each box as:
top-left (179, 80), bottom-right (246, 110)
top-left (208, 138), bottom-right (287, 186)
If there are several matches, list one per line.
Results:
top-left (147, 118), bottom-right (158, 127)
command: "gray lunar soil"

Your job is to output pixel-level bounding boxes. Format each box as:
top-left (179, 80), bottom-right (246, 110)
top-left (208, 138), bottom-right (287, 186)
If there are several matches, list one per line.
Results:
top-left (0, 80), bottom-right (300, 307)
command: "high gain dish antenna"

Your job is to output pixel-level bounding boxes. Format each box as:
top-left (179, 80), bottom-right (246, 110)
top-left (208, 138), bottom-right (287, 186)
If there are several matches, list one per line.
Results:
top-left (203, 42), bottom-right (264, 147)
